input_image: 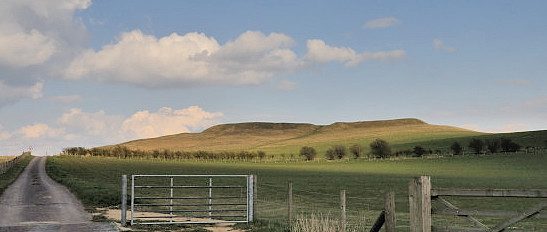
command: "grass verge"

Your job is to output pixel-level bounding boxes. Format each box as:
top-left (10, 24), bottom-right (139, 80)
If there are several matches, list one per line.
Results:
top-left (0, 155), bottom-right (33, 195)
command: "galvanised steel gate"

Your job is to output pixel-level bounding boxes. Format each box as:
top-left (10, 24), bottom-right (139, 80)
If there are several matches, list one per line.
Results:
top-left (130, 175), bottom-right (254, 225)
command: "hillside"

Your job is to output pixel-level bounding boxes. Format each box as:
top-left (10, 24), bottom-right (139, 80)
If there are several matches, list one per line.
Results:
top-left (115, 118), bottom-right (482, 155)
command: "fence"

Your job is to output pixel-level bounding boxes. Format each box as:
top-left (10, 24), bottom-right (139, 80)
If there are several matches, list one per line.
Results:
top-left (257, 181), bottom-right (396, 232)
top-left (124, 174), bottom-right (255, 225)
top-left (409, 176), bottom-right (547, 232)
top-left (0, 152), bottom-right (30, 174)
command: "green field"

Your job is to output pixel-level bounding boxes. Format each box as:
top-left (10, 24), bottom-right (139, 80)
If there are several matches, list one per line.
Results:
top-left (46, 151), bottom-right (547, 230)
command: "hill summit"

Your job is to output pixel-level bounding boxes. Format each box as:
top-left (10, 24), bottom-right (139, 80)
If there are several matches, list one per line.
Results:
top-left (114, 118), bottom-right (478, 155)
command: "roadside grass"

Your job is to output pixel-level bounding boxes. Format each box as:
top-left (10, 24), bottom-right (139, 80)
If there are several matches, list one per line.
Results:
top-left (46, 152), bottom-right (547, 230)
top-left (0, 155), bottom-right (33, 195)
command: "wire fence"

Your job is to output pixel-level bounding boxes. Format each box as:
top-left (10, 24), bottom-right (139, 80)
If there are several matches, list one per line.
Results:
top-left (0, 152), bottom-right (30, 174)
top-left (255, 182), bottom-right (388, 231)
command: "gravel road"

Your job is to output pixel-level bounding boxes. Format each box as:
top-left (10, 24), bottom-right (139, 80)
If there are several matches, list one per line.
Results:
top-left (0, 156), bottom-right (118, 231)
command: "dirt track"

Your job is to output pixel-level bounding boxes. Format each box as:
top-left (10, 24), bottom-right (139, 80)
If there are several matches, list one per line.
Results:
top-left (0, 156), bottom-right (118, 231)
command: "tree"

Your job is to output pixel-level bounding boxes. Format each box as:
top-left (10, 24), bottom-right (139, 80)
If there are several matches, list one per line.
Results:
top-left (349, 144), bottom-right (363, 159)
top-left (325, 148), bottom-right (336, 160)
top-left (325, 145), bottom-right (347, 160)
top-left (413, 146), bottom-right (427, 157)
top-left (450, 142), bottom-right (463, 155)
top-left (299, 146), bottom-right (317, 161)
top-left (468, 139), bottom-right (484, 154)
top-left (370, 139), bottom-right (392, 158)
top-left (486, 139), bottom-right (501, 154)
top-left (501, 138), bottom-right (521, 152)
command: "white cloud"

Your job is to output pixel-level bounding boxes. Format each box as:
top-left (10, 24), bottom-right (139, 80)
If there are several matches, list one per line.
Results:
top-left (17, 123), bottom-right (65, 139)
top-left (305, 39), bottom-right (406, 66)
top-left (57, 108), bottom-right (124, 137)
top-left (0, 81), bottom-right (43, 106)
top-left (64, 30), bottom-right (406, 88)
top-left (363, 17), bottom-right (400, 29)
top-left (434, 39), bottom-right (456, 52)
top-left (121, 106), bottom-right (223, 139)
top-left (0, 0), bottom-right (90, 106)
top-left (0, 124), bottom-right (12, 140)
top-left (0, 30), bottom-right (57, 67)
top-left (64, 30), bottom-right (302, 87)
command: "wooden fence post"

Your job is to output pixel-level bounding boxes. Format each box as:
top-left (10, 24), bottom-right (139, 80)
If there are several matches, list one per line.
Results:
top-left (288, 182), bottom-right (293, 230)
top-left (340, 190), bottom-right (346, 232)
top-left (121, 175), bottom-right (127, 226)
top-left (384, 191), bottom-right (396, 232)
top-left (409, 176), bottom-right (431, 232)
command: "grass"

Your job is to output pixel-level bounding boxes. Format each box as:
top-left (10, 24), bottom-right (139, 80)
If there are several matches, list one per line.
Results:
top-left (46, 151), bottom-right (547, 230)
top-left (0, 156), bottom-right (16, 162)
top-left (0, 155), bottom-right (33, 195)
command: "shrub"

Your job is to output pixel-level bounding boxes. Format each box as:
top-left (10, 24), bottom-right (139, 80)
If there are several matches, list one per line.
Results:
top-left (413, 146), bottom-right (427, 157)
top-left (501, 138), bottom-right (521, 152)
top-left (349, 144), bottom-right (363, 159)
top-left (468, 139), bottom-right (484, 154)
top-left (299, 146), bottom-right (317, 161)
top-left (450, 142), bottom-right (463, 155)
top-left (369, 139), bottom-right (392, 158)
top-left (325, 148), bottom-right (336, 160)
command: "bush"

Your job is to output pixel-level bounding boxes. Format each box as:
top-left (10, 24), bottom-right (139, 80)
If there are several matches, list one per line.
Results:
top-left (413, 146), bottom-right (427, 157)
top-left (450, 142), bottom-right (463, 155)
top-left (349, 144), bottom-right (363, 159)
top-left (501, 138), bottom-right (521, 152)
top-left (300, 146), bottom-right (317, 161)
top-left (369, 139), bottom-right (392, 158)
top-left (325, 148), bottom-right (336, 160)
top-left (468, 139), bottom-right (484, 154)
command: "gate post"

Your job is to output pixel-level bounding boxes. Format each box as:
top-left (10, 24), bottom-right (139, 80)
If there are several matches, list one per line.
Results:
top-left (247, 175), bottom-right (254, 222)
top-left (121, 175), bottom-right (127, 226)
top-left (384, 191), bottom-right (396, 232)
top-left (409, 176), bottom-right (431, 232)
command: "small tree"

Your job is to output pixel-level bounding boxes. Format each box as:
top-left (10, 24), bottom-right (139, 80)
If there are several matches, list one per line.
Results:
top-left (501, 138), bottom-right (521, 152)
top-left (349, 144), bottom-right (363, 159)
top-left (300, 146), bottom-right (317, 161)
top-left (468, 139), bottom-right (484, 154)
top-left (450, 142), bottom-right (463, 155)
top-left (413, 146), bottom-right (427, 157)
top-left (486, 139), bottom-right (501, 154)
top-left (333, 145), bottom-right (347, 159)
top-left (370, 139), bottom-right (392, 158)
top-left (325, 148), bottom-right (336, 160)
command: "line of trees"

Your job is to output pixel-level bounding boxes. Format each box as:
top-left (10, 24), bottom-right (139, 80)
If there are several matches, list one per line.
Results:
top-left (62, 146), bottom-right (268, 161)
top-left (455, 137), bottom-right (521, 155)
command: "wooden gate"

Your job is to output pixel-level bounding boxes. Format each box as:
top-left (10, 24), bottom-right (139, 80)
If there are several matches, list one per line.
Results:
top-left (409, 176), bottom-right (547, 232)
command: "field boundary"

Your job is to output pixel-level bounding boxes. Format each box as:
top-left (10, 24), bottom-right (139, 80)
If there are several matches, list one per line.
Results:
top-left (125, 174), bottom-right (255, 226)
top-left (409, 176), bottom-right (547, 232)
top-left (0, 152), bottom-right (30, 174)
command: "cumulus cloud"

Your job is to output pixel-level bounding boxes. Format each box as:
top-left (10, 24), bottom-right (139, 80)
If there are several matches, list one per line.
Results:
top-left (64, 30), bottom-right (406, 88)
top-left (434, 39), bottom-right (456, 52)
top-left (0, 0), bottom-right (90, 106)
top-left (305, 39), bottom-right (406, 66)
top-left (0, 105), bottom-right (223, 155)
top-left (0, 81), bottom-right (43, 106)
top-left (64, 30), bottom-right (302, 87)
top-left (121, 106), bottom-right (223, 139)
top-left (363, 17), bottom-right (400, 29)
top-left (17, 123), bottom-right (65, 139)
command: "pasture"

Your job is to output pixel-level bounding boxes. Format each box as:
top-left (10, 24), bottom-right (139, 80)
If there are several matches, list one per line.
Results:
top-left (46, 151), bottom-right (547, 230)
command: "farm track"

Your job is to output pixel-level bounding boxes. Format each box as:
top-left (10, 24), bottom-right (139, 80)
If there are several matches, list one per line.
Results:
top-left (0, 156), bottom-right (118, 231)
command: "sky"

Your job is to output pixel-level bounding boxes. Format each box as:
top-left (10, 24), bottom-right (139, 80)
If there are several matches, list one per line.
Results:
top-left (1, 0), bottom-right (546, 156)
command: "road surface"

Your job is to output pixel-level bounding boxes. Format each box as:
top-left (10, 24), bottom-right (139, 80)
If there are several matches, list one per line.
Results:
top-left (0, 156), bottom-right (118, 231)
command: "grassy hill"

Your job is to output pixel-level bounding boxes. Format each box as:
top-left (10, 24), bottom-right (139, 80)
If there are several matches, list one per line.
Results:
top-left (115, 118), bottom-right (483, 155)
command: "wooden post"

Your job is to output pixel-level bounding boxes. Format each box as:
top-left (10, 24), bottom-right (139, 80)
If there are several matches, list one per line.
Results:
top-left (121, 175), bottom-right (127, 226)
top-left (253, 175), bottom-right (257, 220)
top-left (340, 190), bottom-right (346, 232)
top-left (288, 182), bottom-right (293, 230)
top-left (409, 176), bottom-right (431, 232)
top-left (384, 191), bottom-right (396, 232)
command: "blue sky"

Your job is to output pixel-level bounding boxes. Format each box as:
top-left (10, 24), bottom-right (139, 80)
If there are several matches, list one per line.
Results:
top-left (1, 0), bottom-right (546, 156)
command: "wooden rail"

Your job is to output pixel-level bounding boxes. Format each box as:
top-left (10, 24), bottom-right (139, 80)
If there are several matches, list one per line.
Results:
top-left (409, 176), bottom-right (547, 232)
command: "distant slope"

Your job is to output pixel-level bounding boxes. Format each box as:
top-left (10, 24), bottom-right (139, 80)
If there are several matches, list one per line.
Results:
top-left (115, 118), bottom-right (482, 155)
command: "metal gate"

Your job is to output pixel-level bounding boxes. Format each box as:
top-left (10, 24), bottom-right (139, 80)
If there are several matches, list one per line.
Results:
top-left (130, 175), bottom-right (254, 225)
